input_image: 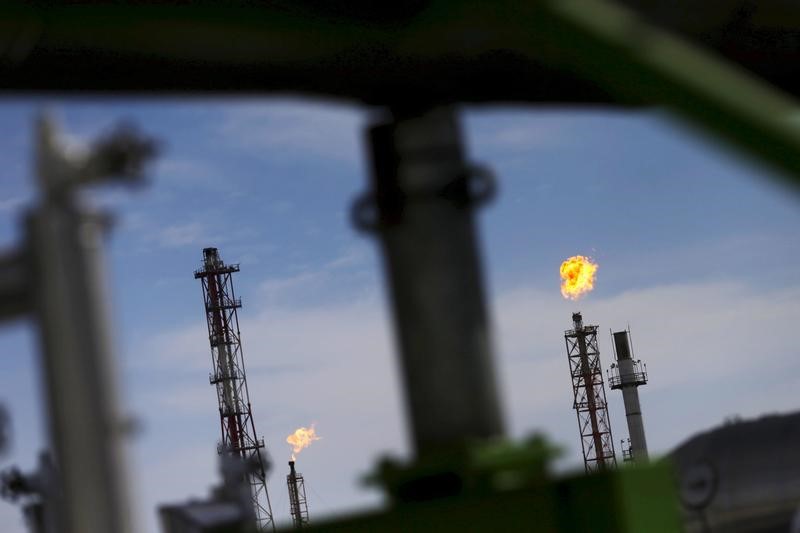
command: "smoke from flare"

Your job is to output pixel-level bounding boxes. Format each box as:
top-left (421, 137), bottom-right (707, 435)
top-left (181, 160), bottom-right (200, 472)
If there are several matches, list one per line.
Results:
top-left (286, 425), bottom-right (321, 461)
top-left (560, 255), bottom-right (598, 300)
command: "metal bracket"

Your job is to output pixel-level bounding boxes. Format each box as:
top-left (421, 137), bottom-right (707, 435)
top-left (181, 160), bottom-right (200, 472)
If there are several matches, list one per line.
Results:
top-left (352, 163), bottom-right (496, 233)
top-left (0, 249), bottom-right (30, 321)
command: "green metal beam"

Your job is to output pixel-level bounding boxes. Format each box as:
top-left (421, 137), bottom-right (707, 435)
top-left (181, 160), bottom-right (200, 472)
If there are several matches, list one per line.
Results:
top-left (529, 0), bottom-right (800, 188)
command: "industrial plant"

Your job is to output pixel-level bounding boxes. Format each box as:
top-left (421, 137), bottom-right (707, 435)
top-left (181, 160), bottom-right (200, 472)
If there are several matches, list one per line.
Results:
top-left (0, 105), bottom-right (797, 533)
top-left (563, 308), bottom-right (652, 471)
top-left (0, 2), bottom-right (800, 533)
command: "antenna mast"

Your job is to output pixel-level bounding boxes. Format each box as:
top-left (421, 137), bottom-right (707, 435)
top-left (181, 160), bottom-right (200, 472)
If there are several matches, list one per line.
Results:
top-left (564, 312), bottom-right (617, 473)
top-left (194, 247), bottom-right (275, 531)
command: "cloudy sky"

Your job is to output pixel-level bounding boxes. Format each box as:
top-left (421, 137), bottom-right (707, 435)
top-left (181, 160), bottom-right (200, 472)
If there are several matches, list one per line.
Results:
top-left (0, 99), bottom-right (798, 532)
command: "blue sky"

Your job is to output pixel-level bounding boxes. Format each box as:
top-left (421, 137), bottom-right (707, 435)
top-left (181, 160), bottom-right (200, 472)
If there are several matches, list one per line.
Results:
top-left (0, 99), bottom-right (798, 532)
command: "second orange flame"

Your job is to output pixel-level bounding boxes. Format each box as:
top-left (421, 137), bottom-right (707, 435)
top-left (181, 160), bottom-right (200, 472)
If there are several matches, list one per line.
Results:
top-left (286, 425), bottom-right (321, 461)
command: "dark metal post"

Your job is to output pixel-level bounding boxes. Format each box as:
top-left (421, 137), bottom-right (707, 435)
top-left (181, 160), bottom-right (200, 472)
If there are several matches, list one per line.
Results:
top-left (355, 107), bottom-right (504, 455)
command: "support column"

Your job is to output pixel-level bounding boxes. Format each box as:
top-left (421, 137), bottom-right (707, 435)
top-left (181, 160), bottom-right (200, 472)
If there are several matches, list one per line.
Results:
top-left (355, 107), bottom-right (504, 456)
top-left (25, 115), bottom-right (155, 533)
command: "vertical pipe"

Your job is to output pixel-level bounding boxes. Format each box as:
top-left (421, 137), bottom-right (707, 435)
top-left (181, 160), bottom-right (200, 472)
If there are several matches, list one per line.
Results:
top-left (28, 204), bottom-right (133, 533)
top-left (365, 107), bottom-right (504, 455)
top-left (24, 114), bottom-right (153, 533)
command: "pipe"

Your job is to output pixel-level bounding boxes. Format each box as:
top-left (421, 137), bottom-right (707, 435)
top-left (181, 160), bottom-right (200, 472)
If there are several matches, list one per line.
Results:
top-left (360, 106), bottom-right (504, 455)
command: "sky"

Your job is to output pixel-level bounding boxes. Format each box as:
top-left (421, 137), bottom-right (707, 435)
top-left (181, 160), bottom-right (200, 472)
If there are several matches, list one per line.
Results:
top-left (0, 98), bottom-right (798, 532)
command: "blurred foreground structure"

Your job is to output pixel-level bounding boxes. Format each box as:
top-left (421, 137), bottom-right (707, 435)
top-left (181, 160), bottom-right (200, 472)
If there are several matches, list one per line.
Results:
top-left (0, 116), bottom-right (156, 533)
top-left (1, 1), bottom-right (800, 532)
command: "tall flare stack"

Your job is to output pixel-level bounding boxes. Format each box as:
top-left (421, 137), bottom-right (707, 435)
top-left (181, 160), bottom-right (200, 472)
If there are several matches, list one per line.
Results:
top-left (564, 312), bottom-right (617, 473)
top-left (194, 247), bottom-right (275, 531)
top-left (287, 461), bottom-right (309, 529)
top-left (608, 329), bottom-right (649, 462)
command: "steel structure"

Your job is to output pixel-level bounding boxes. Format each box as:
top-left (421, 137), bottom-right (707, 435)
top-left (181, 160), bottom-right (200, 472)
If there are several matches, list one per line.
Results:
top-left (194, 248), bottom-right (275, 531)
top-left (564, 312), bottom-right (617, 473)
top-left (608, 329), bottom-right (649, 462)
top-left (287, 461), bottom-right (309, 529)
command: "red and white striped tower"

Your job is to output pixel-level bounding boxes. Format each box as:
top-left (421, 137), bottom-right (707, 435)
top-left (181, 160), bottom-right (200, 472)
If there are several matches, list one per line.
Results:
top-left (564, 312), bottom-right (617, 473)
top-left (194, 247), bottom-right (275, 531)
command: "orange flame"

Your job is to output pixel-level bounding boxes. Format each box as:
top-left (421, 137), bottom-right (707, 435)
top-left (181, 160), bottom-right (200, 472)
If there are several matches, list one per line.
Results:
top-left (560, 255), bottom-right (598, 300)
top-left (286, 425), bottom-right (321, 461)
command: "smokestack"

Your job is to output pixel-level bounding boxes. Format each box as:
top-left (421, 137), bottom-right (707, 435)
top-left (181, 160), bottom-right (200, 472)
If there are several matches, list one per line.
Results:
top-left (287, 461), bottom-right (309, 529)
top-left (608, 329), bottom-right (649, 462)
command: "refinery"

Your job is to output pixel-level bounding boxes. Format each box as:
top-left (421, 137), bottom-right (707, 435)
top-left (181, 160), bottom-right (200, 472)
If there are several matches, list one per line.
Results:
top-left (0, 3), bottom-right (799, 533)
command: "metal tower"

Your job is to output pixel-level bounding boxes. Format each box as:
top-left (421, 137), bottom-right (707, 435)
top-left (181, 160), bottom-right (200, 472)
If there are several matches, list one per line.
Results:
top-left (608, 328), bottom-right (649, 463)
top-left (564, 312), bottom-right (617, 473)
top-left (287, 461), bottom-right (309, 529)
top-left (194, 247), bottom-right (275, 531)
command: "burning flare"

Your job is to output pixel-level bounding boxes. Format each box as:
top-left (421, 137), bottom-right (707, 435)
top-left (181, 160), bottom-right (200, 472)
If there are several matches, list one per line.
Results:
top-left (286, 425), bottom-right (321, 461)
top-left (560, 255), bottom-right (598, 300)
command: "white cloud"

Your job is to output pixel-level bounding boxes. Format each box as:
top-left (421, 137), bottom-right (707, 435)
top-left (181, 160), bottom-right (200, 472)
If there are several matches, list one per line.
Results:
top-left (156, 158), bottom-right (209, 179)
top-left (255, 247), bottom-right (370, 303)
top-left (268, 200), bottom-right (294, 215)
top-left (465, 110), bottom-right (572, 154)
top-left (0, 195), bottom-right (27, 213)
top-left (154, 222), bottom-right (209, 249)
top-left (495, 281), bottom-right (800, 389)
top-left (259, 271), bottom-right (323, 298)
top-left (324, 247), bottom-right (365, 270)
top-left (217, 100), bottom-right (366, 165)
